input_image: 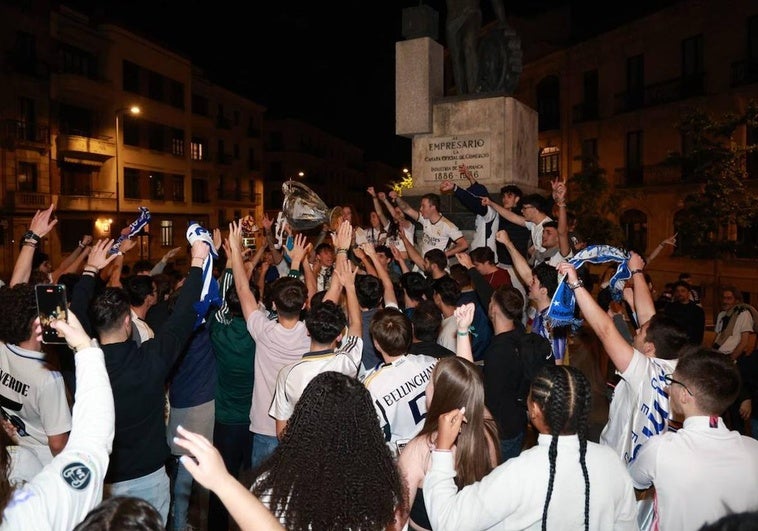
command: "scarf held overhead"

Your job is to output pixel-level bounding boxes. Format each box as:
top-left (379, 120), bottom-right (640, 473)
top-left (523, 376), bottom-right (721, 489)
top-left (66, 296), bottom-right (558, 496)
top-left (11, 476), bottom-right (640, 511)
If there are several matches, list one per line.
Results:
top-left (186, 222), bottom-right (221, 328)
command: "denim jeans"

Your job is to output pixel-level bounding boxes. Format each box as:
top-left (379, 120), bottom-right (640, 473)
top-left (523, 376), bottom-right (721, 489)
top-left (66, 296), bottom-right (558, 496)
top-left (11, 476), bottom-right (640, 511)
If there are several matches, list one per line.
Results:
top-left (208, 423), bottom-right (254, 531)
top-left (105, 466), bottom-right (171, 525)
top-left (251, 432), bottom-right (279, 470)
top-left (168, 457), bottom-right (194, 531)
top-left (499, 432), bottom-right (524, 463)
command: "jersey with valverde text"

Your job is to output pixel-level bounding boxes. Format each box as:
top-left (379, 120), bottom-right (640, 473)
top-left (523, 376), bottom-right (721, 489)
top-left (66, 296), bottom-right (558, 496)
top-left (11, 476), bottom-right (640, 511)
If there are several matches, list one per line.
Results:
top-left (600, 348), bottom-right (677, 464)
top-left (361, 354), bottom-right (438, 455)
top-left (417, 215), bottom-right (463, 256)
top-left (269, 336), bottom-right (363, 422)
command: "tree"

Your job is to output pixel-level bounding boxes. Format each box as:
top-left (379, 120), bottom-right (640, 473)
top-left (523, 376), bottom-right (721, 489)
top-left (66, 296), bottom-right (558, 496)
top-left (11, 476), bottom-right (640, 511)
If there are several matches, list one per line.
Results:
top-left (567, 157), bottom-right (627, 249)
top-left (668, 101), bottom-right (758, 259)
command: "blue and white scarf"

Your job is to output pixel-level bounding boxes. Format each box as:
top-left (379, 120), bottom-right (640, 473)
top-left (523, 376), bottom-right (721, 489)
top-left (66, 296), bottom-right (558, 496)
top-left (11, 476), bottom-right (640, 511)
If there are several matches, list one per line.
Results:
top-left (546, 245), bottom-right (631, 329)
top-left (186, 222), bottom-right (221, 328)
top-left (109, 206), bottom-right (151, 254)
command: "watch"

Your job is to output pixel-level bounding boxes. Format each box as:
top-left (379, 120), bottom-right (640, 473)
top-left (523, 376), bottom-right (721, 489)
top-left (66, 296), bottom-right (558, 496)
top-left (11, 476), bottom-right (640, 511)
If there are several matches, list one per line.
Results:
top-left (567, 279), bottom-right (584, 291)
top-left (72, 338), bottom-right (99, 353)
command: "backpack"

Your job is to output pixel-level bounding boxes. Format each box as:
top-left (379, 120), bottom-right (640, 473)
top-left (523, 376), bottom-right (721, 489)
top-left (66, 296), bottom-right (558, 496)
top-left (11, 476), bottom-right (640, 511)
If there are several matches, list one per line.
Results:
top-left (514, 332), bottom-right (554, 407)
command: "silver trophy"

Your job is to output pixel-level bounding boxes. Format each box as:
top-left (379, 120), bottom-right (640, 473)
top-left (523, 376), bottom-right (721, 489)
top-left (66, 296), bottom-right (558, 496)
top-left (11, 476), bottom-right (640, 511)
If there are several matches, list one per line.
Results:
top-left (280, 180), bottom-right (340, 232)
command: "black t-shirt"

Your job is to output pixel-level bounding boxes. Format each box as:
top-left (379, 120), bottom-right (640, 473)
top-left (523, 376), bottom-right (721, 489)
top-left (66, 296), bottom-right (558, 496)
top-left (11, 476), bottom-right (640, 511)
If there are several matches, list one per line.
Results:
top-left (483, 329), bottom-right (528, 439)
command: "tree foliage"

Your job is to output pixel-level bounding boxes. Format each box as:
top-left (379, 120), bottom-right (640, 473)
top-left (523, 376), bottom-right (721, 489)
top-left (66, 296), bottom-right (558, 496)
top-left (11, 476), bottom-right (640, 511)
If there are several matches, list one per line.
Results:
top-left (568, 158), bottom-right (626, 248)
top-left (668, 101), bottom-right (758, 258)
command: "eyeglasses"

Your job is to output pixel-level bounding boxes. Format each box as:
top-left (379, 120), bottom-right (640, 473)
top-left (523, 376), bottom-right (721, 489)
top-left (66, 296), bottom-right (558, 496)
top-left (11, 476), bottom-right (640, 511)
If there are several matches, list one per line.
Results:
top-left (663, 374), bottom-right (693, 396)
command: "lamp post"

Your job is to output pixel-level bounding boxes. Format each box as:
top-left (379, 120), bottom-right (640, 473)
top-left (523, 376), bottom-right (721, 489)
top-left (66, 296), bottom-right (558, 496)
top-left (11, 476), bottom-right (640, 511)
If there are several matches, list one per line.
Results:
top-left (114, 106), bottom-right (141, 216)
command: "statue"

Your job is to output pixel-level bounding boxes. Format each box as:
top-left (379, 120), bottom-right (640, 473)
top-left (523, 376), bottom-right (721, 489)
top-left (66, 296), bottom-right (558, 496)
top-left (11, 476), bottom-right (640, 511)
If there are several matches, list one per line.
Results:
top-left (445, 0), bottom-right (522, 95)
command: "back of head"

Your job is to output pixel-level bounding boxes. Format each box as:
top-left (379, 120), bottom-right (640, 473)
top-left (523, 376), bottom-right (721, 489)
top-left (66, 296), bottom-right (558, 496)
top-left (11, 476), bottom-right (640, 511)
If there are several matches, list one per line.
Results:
top-left (411, 299), bottom-right (443, 342)
top-left (369, 307), bottom-right (412, 357)
top-left (305, 300), bottom-right (347, 344)
top-left (697, 511), bottom-right (758, 531)
top-left (0, 283), bottom-right (36, 344)
top-left (224, 284), bottom-right (244, 318)
top-left (271, 276), bottom-right (307, 318)
top-left (432, 275), bottom-right (461, 307)
top-left (491, 285), bottom-right (524, 322)
top-left (424, 248), bottom-right (448, 272)
top-left (132, 260), bottom-right (154, 275)
top-left (448, 263), bottom-right (471, 289)
top-left (73, 496), bottom-right (164, 531)
top-left (355, 274), bottom-right (383, 309)
top-left (401, 272), bottom-right (433, 303)
top-left (123, 275), bottom-right (154, 307)
top-left (676, 347), bottom-right (741, 415)
top-left (645, 314), bottom-right (690, 360)
top-left (253, 371), bottom-right (403, 530)
top-left (469, 246), bottom-right (495, 265)
top-left (91, 287), bottom-right (131, 336)
top-left (532, 262), bottom-right (559, 299)
top-left (500, 184), bottom-right (523, 199)
top-left (31, 250), bottom-right (49, 271)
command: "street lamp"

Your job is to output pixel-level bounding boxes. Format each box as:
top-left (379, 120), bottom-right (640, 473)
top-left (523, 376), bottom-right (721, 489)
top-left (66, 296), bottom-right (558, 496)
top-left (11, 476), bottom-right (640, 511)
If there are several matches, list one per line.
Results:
top-left (114, 105), bottom-right (141, 215)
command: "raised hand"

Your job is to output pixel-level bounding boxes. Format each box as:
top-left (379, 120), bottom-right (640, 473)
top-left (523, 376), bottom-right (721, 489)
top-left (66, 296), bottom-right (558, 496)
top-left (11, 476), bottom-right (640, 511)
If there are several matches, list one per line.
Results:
top-left (455, 252), bottom-right (473, 269)
top-left (261, 213), bottom-right (274, 232)
top-left (50, 310), bottom-right (94, 354)
top-left (481, 196), bottom-right (492, 207)
top-left (80, 234), bottom-right (94, 246)
top-left (367, 186), bottom-right (376, 197)
top-left (228, 220), bottom-right (243, 254)
top-left (86, 239), bottom-right (118, 271)
top-left (556, 261), bottom-right (579, 283)
top-left (454, 302), bottom-right (475, 332)
top-left (173, 425), bottom-right (230, 493)
top-left (334, 256), bottom-right (357, 289)
top-left (377, 191), bottom-right (387, 201)
top-left (495, 229), bottom-right (511, 246)
top-left (440, 180), bottom-right (455, 193)
top-left (334, 220), bottom-right (353, 251)
top-left (29, 203), bottom-right (58, 239)
top-left (436, 407), bottom-right (467, 450)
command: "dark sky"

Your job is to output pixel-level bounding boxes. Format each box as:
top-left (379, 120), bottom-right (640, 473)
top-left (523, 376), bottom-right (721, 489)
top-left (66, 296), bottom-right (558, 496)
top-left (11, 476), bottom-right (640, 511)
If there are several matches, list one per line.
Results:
top-left (64, 0), bottom-right (674, 168)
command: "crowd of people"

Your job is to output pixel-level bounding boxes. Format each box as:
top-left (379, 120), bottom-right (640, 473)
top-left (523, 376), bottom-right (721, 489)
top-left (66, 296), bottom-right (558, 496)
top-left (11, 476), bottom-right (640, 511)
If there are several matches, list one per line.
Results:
top-left (0, 166), bottom-right (757, 531)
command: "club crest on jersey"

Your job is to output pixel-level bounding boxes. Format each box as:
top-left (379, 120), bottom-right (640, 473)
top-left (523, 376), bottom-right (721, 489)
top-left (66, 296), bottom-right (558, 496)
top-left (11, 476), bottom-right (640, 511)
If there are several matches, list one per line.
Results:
top-left (62, 463), bottom-right (91, 490)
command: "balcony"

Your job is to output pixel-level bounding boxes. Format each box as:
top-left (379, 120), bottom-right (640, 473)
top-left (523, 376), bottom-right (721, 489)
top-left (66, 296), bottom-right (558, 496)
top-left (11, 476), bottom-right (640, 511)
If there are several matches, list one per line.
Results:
top-left (731, 59), bottom-right (758, 87)
top-left (5, 192), bottom-right (52, 210)
top-left (56, 134), bottom-right (114, 165)
top-left (614, 73), bottom-right (706, 114)
top-left (0, 120), bottom-right (49, 153)
top-left (52, 72), bottom-right (112, 103)
top-left (613, 164), bottom-right (689, 187)
top-left (57, 190), bottom-right (115, 211)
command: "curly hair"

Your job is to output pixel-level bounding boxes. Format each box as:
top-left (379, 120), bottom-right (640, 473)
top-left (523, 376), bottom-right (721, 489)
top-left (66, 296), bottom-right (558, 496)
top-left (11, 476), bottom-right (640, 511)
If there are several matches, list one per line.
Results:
top-left (251, 372), bottom-right (406, 530)
top-left (530, 365), bottom-right (592, 531)
top-left (0, 283), bottom-right (37, 344)
top-left (0, 429), bottom-right (17, 515)
top-left (73, 495), bottom-right (164, 530)
top-left (418, 357), bottom-right (499, 488)
top-left (305, 300), bottom-right (347, 345)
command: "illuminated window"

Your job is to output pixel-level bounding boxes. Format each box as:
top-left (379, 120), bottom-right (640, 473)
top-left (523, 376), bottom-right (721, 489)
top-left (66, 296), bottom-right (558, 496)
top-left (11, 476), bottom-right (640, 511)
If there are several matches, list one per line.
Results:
top-left (160, 220), bottom-right (173, 247)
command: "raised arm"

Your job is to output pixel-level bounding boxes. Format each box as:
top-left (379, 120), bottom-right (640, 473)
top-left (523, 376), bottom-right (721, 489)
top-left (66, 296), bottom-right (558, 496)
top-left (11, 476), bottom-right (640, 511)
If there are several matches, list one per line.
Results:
top-left (361, 242), bottom-right (398, 307)
top-left (453, 303), bottom-right (476, 363)
top-left (333, 257), bottom-right (361, 338)
top-left (556, 262), bottom-right (635, 372)
top-left (228, 220), bottom-right (259, 319)
top-left (10, 203), bottom-right (58, 286)
top-left (368, 187), bottom-right (390, 228)
top-left (399, 227), bottom-right (425, 270)
top-left (495, 229), bottom-right (532, 287)
top-left (51, 234), bottom-right (91, 283)
top-left (482, 196), bottom-right (525, 227)
top-left (150, 246), bottom-right (182, 275)
top-left (104, 238), bottom-right (136, 288)
top-left (552, 179), bottom-right (571, 258)
top-left (628, 251), bottom-right (655, 326)
top-left (389, 244), bottom-right (410, 274)
top-left (390, 190), bottom-right (420, 221)
top-left (261, 213), bottom-right (284, 266)
top-left (646, 233), bottom-right (677, 264)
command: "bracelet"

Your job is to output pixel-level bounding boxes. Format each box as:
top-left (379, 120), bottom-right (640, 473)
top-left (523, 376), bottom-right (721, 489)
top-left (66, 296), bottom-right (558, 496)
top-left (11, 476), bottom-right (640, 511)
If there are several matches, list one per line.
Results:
top-left (288, 269), bottom-right (302, 278)
top-left (556, 203), bottom-right (567, 208)
top-left (335, 249), bottom-right (348, 255)
top-left (81, 270), bottom-right (96, 277)
top-left (22, 241), bottom-right (38, 248)
top-left (83, 266), bottom-right (99, 273)
top-left (567, 279), bottom-right (584, 291)
top-left (78, 241), bottom-right (86, 248)
top-left (631, 269), bottom-right (644, 276)
top-left (22, 230), bottom-right (41, 244)
top-left (457, 330), bottom-right (470, 336)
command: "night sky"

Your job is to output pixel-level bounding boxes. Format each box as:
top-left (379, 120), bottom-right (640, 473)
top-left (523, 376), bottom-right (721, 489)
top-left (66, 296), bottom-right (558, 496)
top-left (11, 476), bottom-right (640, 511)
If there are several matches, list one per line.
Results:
top-left (63, 0), bottom-right (675, 168)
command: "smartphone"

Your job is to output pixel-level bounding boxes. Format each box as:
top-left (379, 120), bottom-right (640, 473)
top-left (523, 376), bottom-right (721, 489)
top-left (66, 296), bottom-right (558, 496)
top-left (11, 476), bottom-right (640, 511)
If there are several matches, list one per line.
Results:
top-left (35, 284), bottom-right (68, 344)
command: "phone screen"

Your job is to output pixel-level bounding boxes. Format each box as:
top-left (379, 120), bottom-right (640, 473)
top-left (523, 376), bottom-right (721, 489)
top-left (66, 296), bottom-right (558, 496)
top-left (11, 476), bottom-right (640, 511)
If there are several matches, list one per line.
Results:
top-left (35, 284), bottom-right (68, 344)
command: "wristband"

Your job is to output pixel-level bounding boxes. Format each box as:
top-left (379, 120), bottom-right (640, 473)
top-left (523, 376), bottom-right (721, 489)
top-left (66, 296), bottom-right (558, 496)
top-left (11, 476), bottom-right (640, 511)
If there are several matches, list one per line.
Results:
top-left (567, 279), bottom-right (584, 291)
top-left (78, 241), bottom-right (86, 248)
top-left (83, 266), bottom-right (99, 274)
top-left (631, 269), bottom-right (644, 276)
top-left (22, 230), bottom-right (41, 244)
top-left (81, 270), bottom-right (96, 277)
top-left (22, 242), bottom-right (38, 248)
top-left (457, 330), bottom-right (470, 336)
top-left (288, 269), bottom-right (302, 278)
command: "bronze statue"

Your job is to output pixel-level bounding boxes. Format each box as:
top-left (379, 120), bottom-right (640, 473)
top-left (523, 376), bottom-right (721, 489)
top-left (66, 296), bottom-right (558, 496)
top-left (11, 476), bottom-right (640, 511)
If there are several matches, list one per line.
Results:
top-left (445, 0), bottom-right (522, 95)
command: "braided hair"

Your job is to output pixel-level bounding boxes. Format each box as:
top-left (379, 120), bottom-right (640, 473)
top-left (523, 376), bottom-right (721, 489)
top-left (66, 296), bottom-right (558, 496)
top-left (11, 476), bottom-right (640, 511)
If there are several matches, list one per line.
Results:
top-left (529, 365), bottom-right (592, 531)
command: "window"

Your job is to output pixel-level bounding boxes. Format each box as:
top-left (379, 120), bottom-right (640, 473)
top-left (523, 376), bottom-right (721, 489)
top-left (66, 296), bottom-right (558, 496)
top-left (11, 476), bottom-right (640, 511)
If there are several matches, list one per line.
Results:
top-left (59, 103), bottom-right (93, 136)
top-left (750, 15), bottom-right (758, 63)
top-left (123, 115), bottom-right (140, 146)
top-left (19, 97), bottom-right (37, 142)
top-left (625, 131), bottom-right (643, 186)
top-left (60, 43), bottom-right (96, 78)
top-left (538, 147), bottom-right (560, 178)
top-left (620, 210), bottom-right (648, 254)
top-left (190, 138), bottom-right (207, 161)
top-left (150, 172), bottom-right (164, 200)
top-left (172, 174), bottom-right (185, 201)
top-left (169, 80), bottom-right (184, 109)
top-left (148, 71), bottom-right (164, 101)
top-left (124, 167), bottom-right (140, 198)
top-left (171, 128), bottom-right (184, 157)
top-left (192, 178), bottom-right (210, 203)
top-left (160, 220), bottom-right (173, 247)
top-left (626, 54), bottom-right (644, 109)
top-left (681, 34), bottom-right (704, 96)
top-left (536, 76), bottom-right (560, 131)
top-left (17, 162), bottom-right (37, 192)
top-left (192, 94), bottom-right (209, 116)
top-left (60, 162), bottom-right (93, 195)
top-left (581, 139), bottom-right (597, 172)
top-left (122, 60), bottom-right (140, 93)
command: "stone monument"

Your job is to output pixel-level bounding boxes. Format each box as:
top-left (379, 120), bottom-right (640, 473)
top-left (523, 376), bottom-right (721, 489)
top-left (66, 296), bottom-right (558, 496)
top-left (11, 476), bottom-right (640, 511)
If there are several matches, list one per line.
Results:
top-left (395, 3), bottom-right (537, 211)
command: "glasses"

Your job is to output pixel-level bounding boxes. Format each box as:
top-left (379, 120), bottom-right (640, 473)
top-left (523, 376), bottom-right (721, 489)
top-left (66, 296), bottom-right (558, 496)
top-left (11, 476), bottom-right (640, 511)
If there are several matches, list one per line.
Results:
top-left (663, 374), bottom-right (693, 396)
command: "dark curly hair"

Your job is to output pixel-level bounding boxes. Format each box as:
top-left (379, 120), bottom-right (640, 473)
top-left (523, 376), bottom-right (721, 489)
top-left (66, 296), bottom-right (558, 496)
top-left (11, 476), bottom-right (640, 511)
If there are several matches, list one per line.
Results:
top-left (305, 300), bottom-right (347, 345)
top-left (530, 365), bottom-right (592, 531)
top-left (251, 371), bottom-right (407, 530)
top-left (73, 495), bottom-right (164, 530)
top-left (0, 283), bottom-right (37, 344)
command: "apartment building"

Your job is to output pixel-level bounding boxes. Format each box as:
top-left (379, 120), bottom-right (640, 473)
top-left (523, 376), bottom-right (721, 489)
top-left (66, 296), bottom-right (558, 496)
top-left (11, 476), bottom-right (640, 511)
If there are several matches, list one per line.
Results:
top-left (510, 0), bottom-right (758, 316)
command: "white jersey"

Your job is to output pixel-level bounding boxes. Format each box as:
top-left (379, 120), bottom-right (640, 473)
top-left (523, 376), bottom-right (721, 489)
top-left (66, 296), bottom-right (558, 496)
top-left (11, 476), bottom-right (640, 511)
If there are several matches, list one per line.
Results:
top-left (2, 346), bottom-right (115, 531)
top-left (386, 223), bottom-right (415, 254)
top-left (417, 215), bottom-right (464, 256)
top-left (600, 348), bottom-right (677, 464)
top-left (524, 217), bottom-right (552, 255)
top-left (0, 343), bottom-right (72, 466)
top-left (269, 336), bottom-right (363, 422)
top-left (714, 309), bottom-right (754, 355)
top-left (361, 354), bottom-right (438, 455)
top-left (472, 206), bottom-right (499, 254)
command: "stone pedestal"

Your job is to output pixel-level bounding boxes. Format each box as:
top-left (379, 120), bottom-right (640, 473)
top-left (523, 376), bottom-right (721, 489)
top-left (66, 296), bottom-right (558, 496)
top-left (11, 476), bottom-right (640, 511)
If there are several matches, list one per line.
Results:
top-left (395, 38), bottom-right (444, 138)
top-left (410, 96), bottom-right (538, 195)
